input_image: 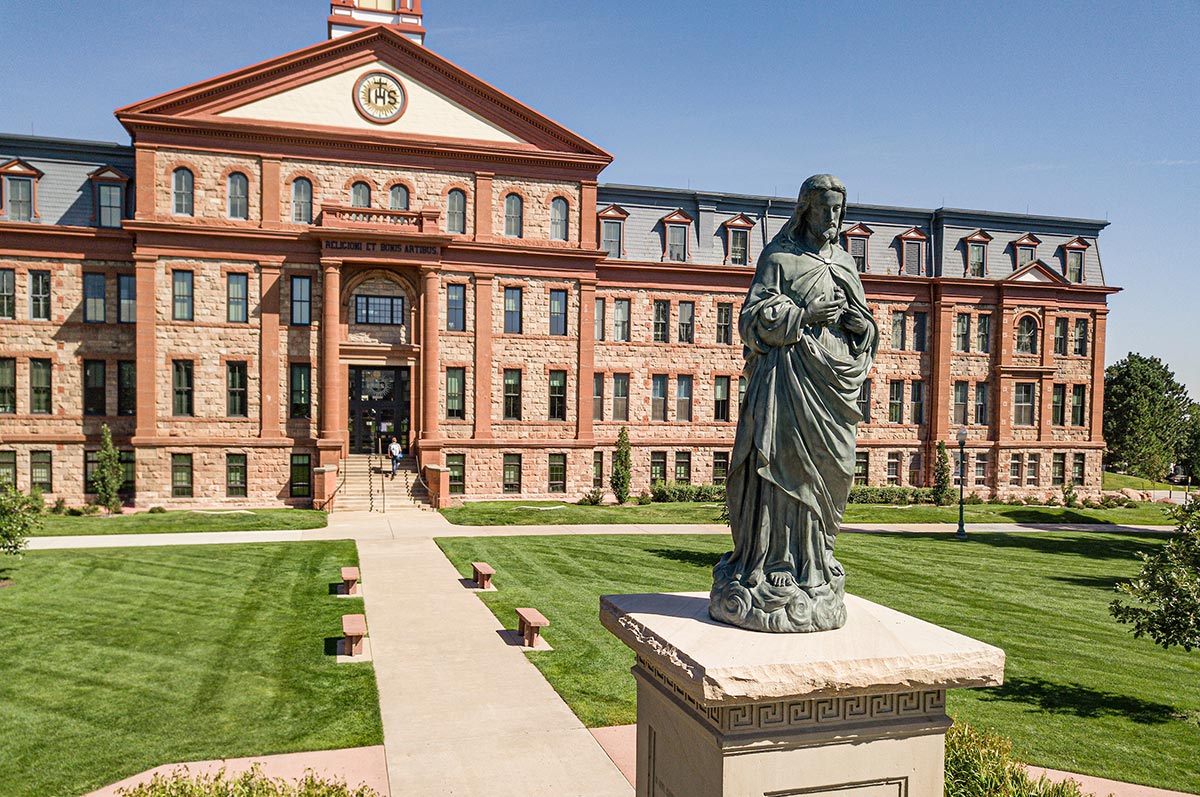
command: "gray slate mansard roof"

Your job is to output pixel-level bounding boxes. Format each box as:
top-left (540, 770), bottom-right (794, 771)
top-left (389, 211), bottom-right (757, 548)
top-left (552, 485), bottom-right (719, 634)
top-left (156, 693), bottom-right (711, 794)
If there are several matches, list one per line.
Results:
top-left (0, 133), bottom-right (134, 227)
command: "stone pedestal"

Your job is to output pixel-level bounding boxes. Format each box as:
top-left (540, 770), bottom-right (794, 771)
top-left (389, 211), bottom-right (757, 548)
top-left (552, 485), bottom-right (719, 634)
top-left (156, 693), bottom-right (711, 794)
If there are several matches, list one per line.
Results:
top-left (600, 592), bottom-right (1005, 797)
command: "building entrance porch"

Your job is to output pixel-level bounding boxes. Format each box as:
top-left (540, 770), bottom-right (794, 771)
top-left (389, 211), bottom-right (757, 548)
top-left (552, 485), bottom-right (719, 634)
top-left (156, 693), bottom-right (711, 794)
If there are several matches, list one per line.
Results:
top-left (348, 366), bottom-right (412, 455)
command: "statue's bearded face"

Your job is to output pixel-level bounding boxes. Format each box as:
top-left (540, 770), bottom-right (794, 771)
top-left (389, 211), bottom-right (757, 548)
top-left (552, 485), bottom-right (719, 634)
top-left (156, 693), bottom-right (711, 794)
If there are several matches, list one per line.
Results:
top-left (803, 189), bottom-right (843, 245)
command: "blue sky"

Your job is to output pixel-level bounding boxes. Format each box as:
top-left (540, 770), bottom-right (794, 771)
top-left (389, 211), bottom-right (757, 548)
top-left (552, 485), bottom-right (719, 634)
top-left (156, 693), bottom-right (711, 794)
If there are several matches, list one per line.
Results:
top-left (2, 0), bottom-right (1197, 395)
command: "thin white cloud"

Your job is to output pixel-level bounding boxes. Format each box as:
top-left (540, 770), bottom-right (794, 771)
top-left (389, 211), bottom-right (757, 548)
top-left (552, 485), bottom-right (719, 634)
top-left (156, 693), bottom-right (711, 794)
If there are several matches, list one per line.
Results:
top-left (1135, 158), bottom-right (1200, 167)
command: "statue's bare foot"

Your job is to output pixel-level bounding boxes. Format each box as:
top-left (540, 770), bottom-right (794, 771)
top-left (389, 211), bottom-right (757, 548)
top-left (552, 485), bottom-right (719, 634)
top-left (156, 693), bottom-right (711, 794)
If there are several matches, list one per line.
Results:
top-left (767, 570), bottom-right (796, 588)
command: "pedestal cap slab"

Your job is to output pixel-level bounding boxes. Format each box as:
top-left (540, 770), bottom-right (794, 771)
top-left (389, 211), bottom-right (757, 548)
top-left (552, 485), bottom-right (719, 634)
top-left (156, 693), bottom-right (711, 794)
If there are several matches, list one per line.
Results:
top-left (601, 592), bottom-right (1004, 705)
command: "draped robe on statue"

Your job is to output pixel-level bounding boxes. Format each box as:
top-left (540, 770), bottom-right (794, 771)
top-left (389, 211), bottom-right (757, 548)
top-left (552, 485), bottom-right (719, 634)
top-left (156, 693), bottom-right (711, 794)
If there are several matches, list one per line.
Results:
top-left (709, 229), bottom-right (878, 633)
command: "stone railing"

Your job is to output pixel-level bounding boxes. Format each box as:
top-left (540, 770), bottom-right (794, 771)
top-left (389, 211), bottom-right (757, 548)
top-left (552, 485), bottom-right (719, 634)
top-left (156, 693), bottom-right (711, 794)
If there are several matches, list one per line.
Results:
top-left (319, 204), bottom-right (441, 233)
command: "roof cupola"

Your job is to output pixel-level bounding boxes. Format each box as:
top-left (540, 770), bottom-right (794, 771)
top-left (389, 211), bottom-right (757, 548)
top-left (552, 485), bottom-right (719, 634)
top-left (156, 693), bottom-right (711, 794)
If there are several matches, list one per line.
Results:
top-left (328, 0), bottom-right (426, 45)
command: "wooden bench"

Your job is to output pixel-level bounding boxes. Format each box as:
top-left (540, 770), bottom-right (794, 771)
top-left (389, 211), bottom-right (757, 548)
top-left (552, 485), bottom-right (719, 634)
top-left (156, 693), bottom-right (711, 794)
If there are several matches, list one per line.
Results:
top-left (471, 561), bottom-right (495, 590)
top-left (342, 613), bottom-right (367, 656)
top-left (341, 566), bottom-right (361, 595)
top-left (515, 607), bottom-right (549, 648)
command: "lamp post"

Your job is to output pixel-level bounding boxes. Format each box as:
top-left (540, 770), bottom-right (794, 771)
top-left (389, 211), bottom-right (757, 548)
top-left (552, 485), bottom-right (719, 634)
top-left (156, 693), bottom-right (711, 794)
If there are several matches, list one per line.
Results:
top-left (955, 426), bottom-right (968, 539)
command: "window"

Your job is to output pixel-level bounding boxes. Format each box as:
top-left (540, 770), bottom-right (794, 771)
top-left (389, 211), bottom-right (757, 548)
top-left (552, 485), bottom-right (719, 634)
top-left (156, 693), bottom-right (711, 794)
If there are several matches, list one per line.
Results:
top-left (351, 181), bottom-right (371, 208)
top-left (227, 361), bottom-right (248, 417)
top-left (503, 287), bottom-right (522, 334)
top-left (289, 363), bottom-right (311, 418)
top-left (0, 451), bottom-right (14, 488)
top-left (292, 178), bottom-right (313, 223)
top-left (30, 270), bottom-right (50, 320)
top-left (954, 313), bottom-right (970, 352)
top-left (30, 359), bottom-right (51, 414)
top-left (0, 359), bottom-right (13, 413)
top-left (714, 452), bottom-right (729, 485)
top-left (291, 276), bottom-right (311, 326)
top-left (1016, 316), bottom-right (1038, 354)
top-left (84, 360), bottom-right (106, 416)
top-left (172, 270), bottom-right (193, 321)
top-left (172, 168), bottom-right (193, 216)
top-left (1072, 384), bottom-right (1087, 426)
top-left (594, 298), bottom-right (605, 341)
top-left (503, 454), bottom-right (521, 494)
top-left (31, 451), bottom-right (52, 492)
top-left (0, 269), bottom-right (12, 318)
top-left (887, 452), bottom-right (901, 485)
top-left (1026, 453), bottom-right (1040, 487)
top-left (83, 273), bottom-right (106, 323)
top-left (888, 380), bottom-right (904, 423)
top-left (1052, 452), bottom-right (1066, 486)
top-left (1073, 319), bottom-right (1089, 356)
top-left (548, 453), bottom-right (567, 493)
top-left (1054, 318), bottom-right (1068, 355)
top-left (857, 380), bottom-right (872, 423)
top-left (714, 376), bottom-right (730, 422)
top-left (227, 453), bottom-right (247, 497)
top-left (446, 367), bottom-right (465, 420)
top-left (1052, 384), bottom-right (1066, 426)
top-left (390, 184), bottom-right (409, 211)
top-left (503, 369), bottom-right (522, 420)
top-left (290, 453), bottom-right (312, 498)
top-left (227, 273), bottom-right (248, 323)
top-left (849, 236), bottom-right (867, 272)
top-left (891, 311), bottom-right (906, 350)
top-left (1072, 453), bottom-right (1086, 485)
top-left (903, 241), bottom-right (922, 275)
top-left (118, 274), bottom-right (136, 323)
top-left (612, 373), bottom-right (629, 421)
top-left (549, 289), bottom-right (567, 336)
top-left (1015, 383), bottom-right (1036, 426)
top-left (601, 220), bottom-right (622, 258)
top-left (550, 197), bottom-right (569, 241)
top-left (953, 381), bottom-right (968, 425)
top-left (172, 360), bottom-right (194, 416)
top-left (446, 284), bottom-right (466, 331)
top-left (976, 313), bottom-right (991, 353)
top-left (667, 225), bottom-right (687, 262)
top-left (716, 303), bottom-right (733, 344)
top-left (7, 177), bottom-right (33, 221)
top-left (854, 451), bottom-right (869, 485)
top-left (1010, 454), bottom-right (1024, 486)
top-left (354, 295), bottom-right (405, 325)
top-left (549, 370), bottom-right (567, 421)
top-left (447, 189), bottom-right (466, 234)
top-left (1017, 245), bottom-right (1035, 267)
top-left (730, 228), bottom-right (749, 266)
top-left (447, 454), bottom-right (465, 495)
top-left (677, 302), bottom-right (694, 343)
top-left (504, 193), bottom-right (523, 238)
top-left (913, 312), bottom-right (927, 353)
top-left (593, 451), bottom-right (604, 489)
top-left (910, 380), bottom-right (924, 425)
top-left (227, 172), bottom-right (249, 219)
top-left (675, 452), bottom-right (691, 484)
top-left (97, 182), bottom-right (123, 228)
top-left (676, 375), bottom-right (693, 422)
top-left (614, 299), bottom-right (631, 341)
top-left (172, 453), bottom-right (192, 497)
top-left (968, 242), bottom-right (986, 277)
top-left (592, 373), bottom-right (604, 421)
top-left (908, 453), bottom-right (923, 486)
top-left (974, 452), bottom-right (990, 487)
top-left (1066, 249), bottom-right (1083, 283)
top-left (650, 452), bottom-right (667, 484)
top-left (651, 374), bottom-right (668, 421)
top-left (118, 361), bottom-right (136, 416)
top-left (653, 300), bottom-right (670, 342)
top-left (975, 382), bottom-right (989, 425)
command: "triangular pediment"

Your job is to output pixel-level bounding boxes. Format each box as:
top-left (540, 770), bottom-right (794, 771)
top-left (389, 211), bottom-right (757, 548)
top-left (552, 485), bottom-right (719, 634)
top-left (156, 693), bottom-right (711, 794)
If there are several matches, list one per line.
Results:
top-left (88, 166), bottom-right (129, 182)
top-left (1062, 236), bottom-right (1090, 250)
top-left (117, 26), bottom-right (610, 161)
top-left (598, 204), bottom-right (629, 220)
top-left (0, 158), bottom-right (43, 179)
top-left (842, 222), bottom-right (873, 237)
top-left (1007, 259), bottom-right (1070, 284)
top-left (897, 225), bottom-right (928, 241)
top-left (723, 213), bottom-right (755, 229)
top-left (1012, 232), bottom-right (1042, 247)
top-left (661, 209), bottom-right (694, 225)
top-left (963, 228), bottom-right (993, 243)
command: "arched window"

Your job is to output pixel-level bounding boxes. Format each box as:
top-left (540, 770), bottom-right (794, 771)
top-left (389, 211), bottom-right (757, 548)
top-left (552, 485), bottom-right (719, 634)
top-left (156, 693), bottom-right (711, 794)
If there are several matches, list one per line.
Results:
top-left (389, 184), bottom-right (409, 211)
top-left (172, 168), bottom-right (194, 216)
top-left (227, 172), bottom-right (249, 220)
top-left (351, 181), bottom-right (371, 208)
top-left (504, 193), bottom-right (523, 238)
top-left (550, 197), bottom-right (569, 241)
top-left (446, 189), bottom-right (466, 234)
top-left (292, 178), bottom-right (313, 224)
top-left (1016, 316), bottom-right (1039, 354)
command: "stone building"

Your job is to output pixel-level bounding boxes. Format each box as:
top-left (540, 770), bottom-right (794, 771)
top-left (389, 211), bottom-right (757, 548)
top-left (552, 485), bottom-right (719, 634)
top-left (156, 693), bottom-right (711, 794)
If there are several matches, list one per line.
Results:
top-left (0, 1), bottom-right (1117, 508)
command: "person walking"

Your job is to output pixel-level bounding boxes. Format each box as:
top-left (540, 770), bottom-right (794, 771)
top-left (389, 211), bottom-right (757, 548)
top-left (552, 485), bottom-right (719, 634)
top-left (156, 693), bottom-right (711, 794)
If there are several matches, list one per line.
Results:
top-left (388, 436), bottom-right (402, 479)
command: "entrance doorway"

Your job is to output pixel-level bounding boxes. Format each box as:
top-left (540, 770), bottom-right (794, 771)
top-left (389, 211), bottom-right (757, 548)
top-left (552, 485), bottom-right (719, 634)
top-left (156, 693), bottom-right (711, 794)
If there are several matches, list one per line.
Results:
top-left (348, 366), bottom-right (411, 455)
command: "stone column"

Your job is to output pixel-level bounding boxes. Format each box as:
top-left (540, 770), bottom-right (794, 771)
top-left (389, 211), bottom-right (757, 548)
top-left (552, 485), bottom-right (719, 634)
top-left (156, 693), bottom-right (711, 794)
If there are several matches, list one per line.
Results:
top-left (474, 172), bottom-right (493, 241)
top-left (315, 259), bottom-right (344, 507)
top-left (580, 180), bottom-right (598, 249)
top-left (258, 259), bottom-right (282, 439)
top-left (132, 252), bottom-right (158, 442)
top-left (928, 286), bottom-right (954, 466)
top-left (576, 278), bottom-right (596, 443)
top-left (472, 273), bottom-right (494, 440)
top-left (133, 147), bottom-right (156, 221)
top-left (1089, 310), bottom-right (1108, 445)
top-left (420, 267), bottom-right (441, 443)
top-left (260, 157), bottom-right (281, 230)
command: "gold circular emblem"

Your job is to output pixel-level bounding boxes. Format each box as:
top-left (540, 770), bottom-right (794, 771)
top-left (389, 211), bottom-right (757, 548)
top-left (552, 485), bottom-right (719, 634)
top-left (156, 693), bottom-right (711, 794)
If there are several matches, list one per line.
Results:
top-left (353, 71), bottom-right (407, 124)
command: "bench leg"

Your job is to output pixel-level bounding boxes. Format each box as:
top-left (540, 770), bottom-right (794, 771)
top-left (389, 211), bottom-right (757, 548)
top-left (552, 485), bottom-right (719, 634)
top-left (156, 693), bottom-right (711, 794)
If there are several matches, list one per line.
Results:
top-left (524, 626), bottom-right (537, 648)
top-left (346, 634), bottom-right (362, 656)
top-left (478, 573), bottom-right (491, 590)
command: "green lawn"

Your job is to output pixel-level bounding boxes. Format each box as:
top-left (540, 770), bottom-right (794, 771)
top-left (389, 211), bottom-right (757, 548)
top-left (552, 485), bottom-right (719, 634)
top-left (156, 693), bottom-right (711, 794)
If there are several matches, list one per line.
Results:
top-left (441, 500), bottom-right (1174, 526)
top-left (30, 508), bottom-right (328, 537)
top-left (0, 542), bottom-right (381, 797)
top-left (1102, 471), bottom-right (1186, 492)
top-left (436, 531), bottom-right (1200, 793)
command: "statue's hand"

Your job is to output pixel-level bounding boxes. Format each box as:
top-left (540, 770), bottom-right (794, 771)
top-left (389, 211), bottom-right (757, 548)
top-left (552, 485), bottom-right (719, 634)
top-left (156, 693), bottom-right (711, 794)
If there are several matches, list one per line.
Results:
top-left (806, 293), bottom-right (845, 327)
top-left (841, 306), bottom-right (870, 335)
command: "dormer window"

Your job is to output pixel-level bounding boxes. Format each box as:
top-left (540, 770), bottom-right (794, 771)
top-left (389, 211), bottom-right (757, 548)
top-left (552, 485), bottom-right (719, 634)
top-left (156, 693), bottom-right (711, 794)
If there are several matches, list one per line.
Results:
top-left (661, 209), bottom-right (694, 263)
top-left (597, 204), bottom-right (629, 259)
top-left (1, 159), bottom-right (44, 223)
top-left (1062, 237), bottom-right (1089, 283)
top-left (88, 166), bottom-right (129, 229)
top-left (351, 181), bottom-right (371, 208)
top-left (723, 213), bottom-right (755, 266)
top-left (1012, 233), bottom-right (1041, 269)
top-left (842, 223), bottom-right (873, 272)
top-left (962, 230), bottom-right (992, 278)
top-left (897, 227), bottom-right (928, 276)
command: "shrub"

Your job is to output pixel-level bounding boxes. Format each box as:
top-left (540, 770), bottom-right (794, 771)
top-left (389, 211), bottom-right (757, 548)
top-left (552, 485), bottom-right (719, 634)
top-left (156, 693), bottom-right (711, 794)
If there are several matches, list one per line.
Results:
top-left (94, 423), bottom-right (125, 514)
top-left (1006, 497), bottom-right (1025, 506)
top-left (66, 506), bottom-right (85, 517)
top-left (115, 765), bottom-right (381, 796)
top-left (911, 487), bottom-right (936, 504)
top-left (933, 442), bottom-right (953, 505)
top-left (1045, 496), bottom-right (1061, 507)
top-left (148, 505), bottom-right (167, 514)
top-left (635, 491), bottom-right (652, 505)
top-left (611, 427), bottom-right (632, 504)
top-left (963, 493), bottom-right (985, 505)
top-left (578, 488), bottom-right (604, 506)
top-left (0, 486), bottom-right (42, 557)
top-left (1062, 481), bottom-right (1079, 508)
top-left (29, 487), bottom-right (44, 514)
top-left (50, 497), bottom-right (67, 515)
top-left (945, 720), bottom-right (1092, 797)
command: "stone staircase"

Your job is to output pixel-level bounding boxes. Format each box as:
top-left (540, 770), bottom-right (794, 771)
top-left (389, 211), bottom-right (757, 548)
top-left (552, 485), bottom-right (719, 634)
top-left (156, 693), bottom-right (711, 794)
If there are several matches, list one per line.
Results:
top-left (331, 453), bottom-right (429, 512)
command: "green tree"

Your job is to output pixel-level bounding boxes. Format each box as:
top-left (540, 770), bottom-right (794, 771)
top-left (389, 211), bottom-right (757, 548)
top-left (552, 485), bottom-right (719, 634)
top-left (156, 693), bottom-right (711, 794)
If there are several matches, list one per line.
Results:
top-left (611, 426), bottom-right (632, 504)
top-left (1177, 403), bottom-right (1200, 484)
top-left (1104, 353), bottom-right (1191, 482)
top-left (0, 485), bottom-right (42, 556)
top-left (932, 441), bottom-right (953, 506)
top-left (93, 423), bottom-right (125, 514)
top-left (1110, 501), bottom-right (1200, 652)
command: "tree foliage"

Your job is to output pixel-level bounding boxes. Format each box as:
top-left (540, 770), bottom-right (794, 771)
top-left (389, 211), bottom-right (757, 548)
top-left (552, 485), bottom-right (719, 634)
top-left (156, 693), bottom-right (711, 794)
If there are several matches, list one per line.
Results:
top-left (93, 423), bottom-right (125, 514)
top-left (1110, 501), bottom-right (1200, 652)
top-left (611, 426), bottom-right (632, 504)
top-left (932, 441), bottom-right (953, 506)
top-left (1177, 403), bottom-right (1200, 483)
top-left (1104, 353), bottom-right (1191, 482)
top-left (0, 485), bottom-right (42, 556)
